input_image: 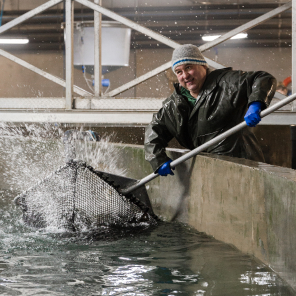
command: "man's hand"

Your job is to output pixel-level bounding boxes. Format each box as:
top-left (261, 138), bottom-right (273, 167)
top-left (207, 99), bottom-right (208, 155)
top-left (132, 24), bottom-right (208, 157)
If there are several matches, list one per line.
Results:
top-left (244, 102), bottom-right (262, 127)
top-left (157, 159), bottom-right (175, 176)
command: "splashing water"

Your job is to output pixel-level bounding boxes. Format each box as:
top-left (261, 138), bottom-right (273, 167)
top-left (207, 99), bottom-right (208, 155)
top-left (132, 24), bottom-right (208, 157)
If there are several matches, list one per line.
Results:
top-left (73, 131), bottom-right (126, 176)
top-left (0, 123), bottom-right (128, 232)
top-left (0, 122), bottom-right (65, 192)
top-left (0, 122), bottom-right (126, 193)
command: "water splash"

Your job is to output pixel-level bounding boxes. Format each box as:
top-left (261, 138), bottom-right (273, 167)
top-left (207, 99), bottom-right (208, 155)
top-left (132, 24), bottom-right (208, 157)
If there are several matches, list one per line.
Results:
top-left (0, 123), bottom-right (127, 232)
top-left (0, 123), bottom-right (126, 193)
top-left (0, 122), bottom-right (65, 192)
top-left (73, 132), bottom-right (126, 176)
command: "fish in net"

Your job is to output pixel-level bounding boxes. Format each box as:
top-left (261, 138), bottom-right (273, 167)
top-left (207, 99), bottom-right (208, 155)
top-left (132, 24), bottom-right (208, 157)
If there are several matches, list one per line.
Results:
top-left (14, 160), bottom-right (158, 231)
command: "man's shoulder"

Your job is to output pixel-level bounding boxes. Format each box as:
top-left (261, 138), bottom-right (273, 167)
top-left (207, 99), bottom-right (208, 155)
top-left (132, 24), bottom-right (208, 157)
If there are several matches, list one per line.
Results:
top-left (208, 67), bottom-right (233, 78)
top-left (208, 67), bottom-right (254, 84)
top-left (201, 67), bottom-right (233, 91)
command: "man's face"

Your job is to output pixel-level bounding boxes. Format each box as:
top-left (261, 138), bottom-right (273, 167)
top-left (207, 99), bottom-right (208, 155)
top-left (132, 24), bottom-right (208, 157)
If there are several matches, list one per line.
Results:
top-left (175, 64), bottom-right (207, 96)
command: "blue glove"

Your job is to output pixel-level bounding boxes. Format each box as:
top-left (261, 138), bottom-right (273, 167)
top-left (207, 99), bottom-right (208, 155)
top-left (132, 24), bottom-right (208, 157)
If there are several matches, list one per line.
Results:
top-left (157, 159), bottom-right (175, 176)
top-left (244, 102), bottom-right (262, 127)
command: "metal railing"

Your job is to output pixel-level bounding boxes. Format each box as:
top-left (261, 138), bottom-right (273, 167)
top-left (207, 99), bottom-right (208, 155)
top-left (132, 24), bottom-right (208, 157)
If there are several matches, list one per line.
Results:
top-left (0, 0), bottom-right (292, 110)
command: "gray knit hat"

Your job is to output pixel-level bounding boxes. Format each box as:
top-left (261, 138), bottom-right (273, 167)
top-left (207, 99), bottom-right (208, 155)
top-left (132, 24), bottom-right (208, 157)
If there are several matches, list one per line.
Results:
top-left (171, 44), bottom-right (208, 73)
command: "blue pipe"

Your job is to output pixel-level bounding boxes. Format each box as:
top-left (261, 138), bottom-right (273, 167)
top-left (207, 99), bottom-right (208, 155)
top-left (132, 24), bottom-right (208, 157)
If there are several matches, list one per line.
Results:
top-left (0, 0), bottom-right (5, 27)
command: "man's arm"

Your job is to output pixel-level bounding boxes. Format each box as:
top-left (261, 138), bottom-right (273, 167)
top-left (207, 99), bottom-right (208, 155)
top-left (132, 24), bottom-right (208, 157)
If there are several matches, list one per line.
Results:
top-left (244, 71), bottom-right (276, 127)
top-left (247, 71), bottom-right (276, 108)
top-left (225, 70), bottom-right (276, 127)
top-left (144, 107), bottom-right (174, 172)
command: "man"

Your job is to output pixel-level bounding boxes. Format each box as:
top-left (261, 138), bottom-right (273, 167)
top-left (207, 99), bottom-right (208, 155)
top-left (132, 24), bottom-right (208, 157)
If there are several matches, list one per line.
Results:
top-left (276, 82), bottom-right (288, 96)
top-left (144, 44), bottom-right (276, 176)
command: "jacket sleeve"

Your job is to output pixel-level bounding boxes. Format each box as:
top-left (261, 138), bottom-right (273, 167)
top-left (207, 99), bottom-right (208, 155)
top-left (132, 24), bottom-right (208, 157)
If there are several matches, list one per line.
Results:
top-left (144, 107), bottom-right (174, 172)
top-left (240, 70), bottom-right (277, 109)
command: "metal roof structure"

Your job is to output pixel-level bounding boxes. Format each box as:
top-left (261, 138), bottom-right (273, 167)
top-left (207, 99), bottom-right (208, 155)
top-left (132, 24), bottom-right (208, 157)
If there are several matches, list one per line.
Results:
top-left (0, 0), bottom-right (291, 50)
top-left (0, 0), bottom-right (294, 125)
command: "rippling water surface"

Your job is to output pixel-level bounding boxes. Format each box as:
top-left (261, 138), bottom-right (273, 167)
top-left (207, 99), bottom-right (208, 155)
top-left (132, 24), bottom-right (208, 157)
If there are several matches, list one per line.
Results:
top-left (0, 190), bottom-right (294, 296)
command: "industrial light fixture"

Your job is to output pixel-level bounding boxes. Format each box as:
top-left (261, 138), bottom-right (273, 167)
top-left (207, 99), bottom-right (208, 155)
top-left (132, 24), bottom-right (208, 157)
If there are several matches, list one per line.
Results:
top-left (231, 33), bottom-right (248, 39)
top-left (202, 35), bottom-right (221, 42)
top-left (0, 38), bottom-right (29, 44)
top-left (202, 33), bottom-right (248, 42)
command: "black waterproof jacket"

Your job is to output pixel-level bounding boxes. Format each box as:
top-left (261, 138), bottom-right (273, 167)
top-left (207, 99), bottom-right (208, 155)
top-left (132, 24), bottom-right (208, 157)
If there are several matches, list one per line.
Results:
top-left (144, 67), bottom-right (276, 172)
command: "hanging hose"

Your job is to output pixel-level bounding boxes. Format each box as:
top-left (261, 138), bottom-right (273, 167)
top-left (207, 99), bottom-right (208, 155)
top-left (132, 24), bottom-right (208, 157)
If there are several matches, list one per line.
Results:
top-left (82, 65), bottom-right (95, 93)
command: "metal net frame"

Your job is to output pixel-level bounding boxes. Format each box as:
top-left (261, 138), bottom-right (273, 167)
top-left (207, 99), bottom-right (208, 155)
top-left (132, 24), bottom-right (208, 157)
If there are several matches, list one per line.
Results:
top-left (14, 160), bottom-right (158, 231)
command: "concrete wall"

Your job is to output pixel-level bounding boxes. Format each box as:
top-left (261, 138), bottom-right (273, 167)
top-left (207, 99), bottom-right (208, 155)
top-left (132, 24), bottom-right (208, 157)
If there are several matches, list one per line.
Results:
top-left (116, 144), bottom-right (296, 292)
top-left (0, 46), bottom-right (291, 98)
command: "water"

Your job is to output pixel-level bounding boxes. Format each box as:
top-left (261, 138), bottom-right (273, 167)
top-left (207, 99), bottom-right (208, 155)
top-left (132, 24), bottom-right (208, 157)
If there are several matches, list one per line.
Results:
top-left (0, 123), bottom-right (295, 295)
top-left (0, 190), bottom-right (293, 296)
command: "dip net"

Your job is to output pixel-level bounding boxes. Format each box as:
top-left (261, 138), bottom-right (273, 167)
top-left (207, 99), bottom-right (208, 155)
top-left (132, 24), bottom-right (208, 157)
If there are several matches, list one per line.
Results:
top-left (14, 160), bottom-right (158, 231)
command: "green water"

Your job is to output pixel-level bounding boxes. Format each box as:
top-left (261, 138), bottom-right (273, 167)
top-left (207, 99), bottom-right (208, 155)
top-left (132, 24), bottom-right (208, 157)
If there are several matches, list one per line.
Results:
top-left (0, 190), bottom-right (294, 296)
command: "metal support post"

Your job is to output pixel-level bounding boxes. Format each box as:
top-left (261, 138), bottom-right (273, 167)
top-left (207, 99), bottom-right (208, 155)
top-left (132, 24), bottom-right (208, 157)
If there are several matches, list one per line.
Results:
top-left (293, 0), bottom-right (296, 110)
top-left (65, 0), bottom-right (74, 109)
top-left (291, 0), bottom-right (296, 166)
top-left (94, 0), bottom-right (102, 97)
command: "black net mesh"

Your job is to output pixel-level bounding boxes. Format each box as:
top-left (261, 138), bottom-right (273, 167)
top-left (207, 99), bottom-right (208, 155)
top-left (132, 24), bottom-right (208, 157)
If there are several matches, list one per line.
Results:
top-left (14, 161), bottom-right (158, 231)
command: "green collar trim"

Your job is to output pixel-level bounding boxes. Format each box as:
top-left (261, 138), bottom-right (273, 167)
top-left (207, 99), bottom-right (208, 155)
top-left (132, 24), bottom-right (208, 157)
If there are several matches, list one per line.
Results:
top-left (180, 86), bottom-right (195, 100)
top-left (180, 86), bottom-right (196, 108)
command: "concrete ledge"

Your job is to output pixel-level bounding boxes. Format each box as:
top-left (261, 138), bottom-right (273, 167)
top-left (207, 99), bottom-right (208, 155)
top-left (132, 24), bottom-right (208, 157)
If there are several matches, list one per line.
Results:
top-left (116, 144), bottom-right (296, 292)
